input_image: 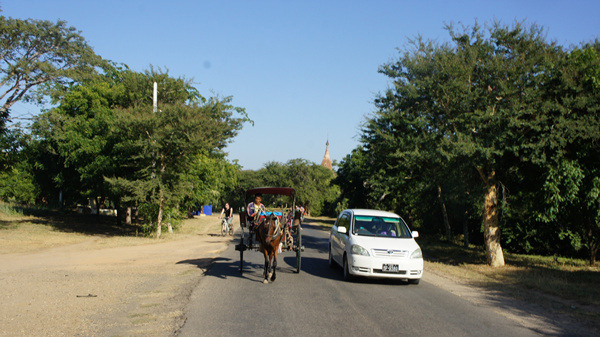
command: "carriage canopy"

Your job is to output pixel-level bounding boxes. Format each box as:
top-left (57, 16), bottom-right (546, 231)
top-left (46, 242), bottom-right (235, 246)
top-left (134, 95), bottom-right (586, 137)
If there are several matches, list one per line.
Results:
top-left (245, 187), bottom-right (295, 199)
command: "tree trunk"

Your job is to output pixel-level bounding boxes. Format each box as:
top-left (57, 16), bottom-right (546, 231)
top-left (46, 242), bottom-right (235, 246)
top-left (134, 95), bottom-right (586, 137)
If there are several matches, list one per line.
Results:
top-left (114, 198), bottom-right (122, 226)
top-left (588, 221), bottom-right (598, 265)
top-left (156, 193), bottom-right (164, 239)
top-left (463, 209), bottom-right (469, 247)
top-left (168, 205), bottom-right (177, 233)
top-left (437, 185), bottom-right (452, 242)
top-left (116, 206), bottom-right (122, 226)
top-left (126, 207), bottom-right (132, 225)
top-left (96, 196), bottom-right (101, 216)
top-left (483, 176), bottom-right (505, 267)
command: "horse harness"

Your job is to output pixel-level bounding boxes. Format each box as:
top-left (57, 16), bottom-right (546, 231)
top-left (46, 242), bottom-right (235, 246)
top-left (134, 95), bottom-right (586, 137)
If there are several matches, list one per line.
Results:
top-left (257, 215), bottom-right (284, 244)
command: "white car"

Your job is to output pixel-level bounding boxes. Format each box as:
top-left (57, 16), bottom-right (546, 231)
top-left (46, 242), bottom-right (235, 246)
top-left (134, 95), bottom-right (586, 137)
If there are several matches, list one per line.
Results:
top-left (328, 209), bottom-right (423, 284)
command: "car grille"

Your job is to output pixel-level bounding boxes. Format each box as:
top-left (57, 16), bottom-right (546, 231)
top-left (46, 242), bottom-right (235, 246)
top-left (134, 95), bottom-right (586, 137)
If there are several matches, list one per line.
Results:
top-left (372, 249), bottom-right (409, 258)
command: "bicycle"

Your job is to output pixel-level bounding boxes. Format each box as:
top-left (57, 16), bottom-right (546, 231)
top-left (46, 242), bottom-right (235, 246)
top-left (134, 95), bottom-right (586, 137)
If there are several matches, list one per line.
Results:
top-left (221, 217), bottom-right (234, 236)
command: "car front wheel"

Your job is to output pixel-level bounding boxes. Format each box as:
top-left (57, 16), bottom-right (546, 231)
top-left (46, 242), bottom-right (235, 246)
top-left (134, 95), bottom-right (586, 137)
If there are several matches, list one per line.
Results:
top-left (343, 255), bottom-right (353, 281)
top-left (328, 244), bottom-right (335, 268)
top-left (408, 278), bottom-right (420, 285)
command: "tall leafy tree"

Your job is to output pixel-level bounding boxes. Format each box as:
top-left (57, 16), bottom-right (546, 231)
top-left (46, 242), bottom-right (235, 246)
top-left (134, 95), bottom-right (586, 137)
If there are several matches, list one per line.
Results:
top-left (536, 43), bottom-right (600, 264)
top-left (366, 22), bottom-right (566, 266)
top-left (30, 67), bottom-right (204, 211)
top-left (107, 97), bottom-right (246, 238)
top-left (0, 16), bottom-right (103, 132)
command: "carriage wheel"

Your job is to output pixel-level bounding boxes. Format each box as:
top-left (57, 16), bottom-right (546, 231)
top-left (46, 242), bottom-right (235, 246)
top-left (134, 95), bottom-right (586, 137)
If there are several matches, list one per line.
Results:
top-left (239, 231), bottom-right (245, 273)
top-left (295, 224), bottom-right (302, 273)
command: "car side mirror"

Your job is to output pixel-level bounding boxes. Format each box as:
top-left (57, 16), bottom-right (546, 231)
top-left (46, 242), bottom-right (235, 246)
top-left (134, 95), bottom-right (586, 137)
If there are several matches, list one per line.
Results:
top-left (412, 231), bottom-right (419, 238)
top-left (337, 226), bottom-right (347, 234)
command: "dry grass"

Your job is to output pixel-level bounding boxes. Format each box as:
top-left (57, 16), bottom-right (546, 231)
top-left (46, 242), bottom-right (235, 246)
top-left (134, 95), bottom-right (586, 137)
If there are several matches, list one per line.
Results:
top-left (0, 204), bottom-right (226, 254)
top-left (304, 216), bottom-right (335, 230)
top-left (419, 238), bottom-right (600, 308)
top-left (0, 222), bottom-right (91, 254)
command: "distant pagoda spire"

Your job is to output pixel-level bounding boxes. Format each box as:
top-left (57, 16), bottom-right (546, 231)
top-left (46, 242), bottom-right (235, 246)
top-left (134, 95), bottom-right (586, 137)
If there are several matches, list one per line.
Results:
top-left (321, 140), bottom-right (333, 171)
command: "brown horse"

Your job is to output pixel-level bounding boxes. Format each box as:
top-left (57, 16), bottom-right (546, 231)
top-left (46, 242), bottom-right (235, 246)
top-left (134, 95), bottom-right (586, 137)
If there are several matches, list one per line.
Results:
top-left (254, 214), bottom-right (286, 284)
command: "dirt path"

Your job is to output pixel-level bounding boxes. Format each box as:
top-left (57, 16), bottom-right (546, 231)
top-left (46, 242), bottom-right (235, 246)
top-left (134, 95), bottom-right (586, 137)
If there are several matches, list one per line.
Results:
top-left (0, 218), bottom-right (234, 337)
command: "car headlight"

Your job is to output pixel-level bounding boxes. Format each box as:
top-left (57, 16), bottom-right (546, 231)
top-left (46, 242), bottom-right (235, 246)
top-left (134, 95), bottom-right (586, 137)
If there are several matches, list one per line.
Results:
top-left (410, 248), bottom-right (423, 259)
top-left (351, 244), bottom-right (370, 256)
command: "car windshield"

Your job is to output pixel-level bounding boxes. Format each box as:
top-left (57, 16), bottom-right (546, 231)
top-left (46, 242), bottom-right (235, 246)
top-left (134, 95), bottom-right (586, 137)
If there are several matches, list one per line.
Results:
top-left (352, 215), bottom-right (412, 238)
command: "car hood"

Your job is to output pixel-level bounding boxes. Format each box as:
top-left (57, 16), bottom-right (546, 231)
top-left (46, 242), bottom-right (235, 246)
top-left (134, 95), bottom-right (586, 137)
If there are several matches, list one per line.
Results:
top-left (351, 235), bottom-right (420, 252)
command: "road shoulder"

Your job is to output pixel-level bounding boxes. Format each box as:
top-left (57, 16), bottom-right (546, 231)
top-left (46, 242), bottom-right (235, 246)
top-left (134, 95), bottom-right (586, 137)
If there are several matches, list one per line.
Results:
top-left (0, 218), bottom-right (234, 337)
top-left (424, 264), bottom-right (598, 336)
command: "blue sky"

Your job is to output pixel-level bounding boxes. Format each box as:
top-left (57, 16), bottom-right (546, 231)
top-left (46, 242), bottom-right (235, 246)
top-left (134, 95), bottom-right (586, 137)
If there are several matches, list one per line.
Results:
top-left (3, 0), bottom-right (599, 169)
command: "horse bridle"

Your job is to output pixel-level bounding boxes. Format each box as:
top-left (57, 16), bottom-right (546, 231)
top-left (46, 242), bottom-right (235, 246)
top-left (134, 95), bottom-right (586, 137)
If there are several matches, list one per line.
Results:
top-left (261, 215), bottom-right (284, 240)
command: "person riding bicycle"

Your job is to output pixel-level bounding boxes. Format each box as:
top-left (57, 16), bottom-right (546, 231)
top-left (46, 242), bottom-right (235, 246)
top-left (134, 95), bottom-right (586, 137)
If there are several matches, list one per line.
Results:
top-left (219, 202), bottom-right (234, 231)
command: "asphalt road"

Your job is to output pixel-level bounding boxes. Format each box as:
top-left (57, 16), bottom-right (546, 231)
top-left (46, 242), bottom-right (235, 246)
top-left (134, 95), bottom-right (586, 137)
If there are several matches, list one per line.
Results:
top-left (177, 222), bottom-right (542, 337)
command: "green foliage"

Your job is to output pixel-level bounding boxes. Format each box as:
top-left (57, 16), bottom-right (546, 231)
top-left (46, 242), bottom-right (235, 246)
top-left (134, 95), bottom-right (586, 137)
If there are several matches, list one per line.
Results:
top-left (339, 21), bottom-right (600, 263)
top-left (0, 127), bottom-right (26, 172)
top-left (105, 97), bottom-right (247, 235)
top-left (0, 202), bottom-right (25, 217)
top-left (0, 15), bottom-right (248, 238)
top-left (0, 165), bottom-right (37, 204)
top-left (108, 100), bottom-right (235, 199)
top-left (272, 159), bottom-right (338, 216)
top-left (0, 15), bottom-right (104, 132)
top-left (27, 64), bottom-right (248, 237)
top-left (136, 203), bottom-right (183, 236)
top-left (182, 154), bottom-right (240, 210)
top-left (0, 127), bottom-right (37, 204)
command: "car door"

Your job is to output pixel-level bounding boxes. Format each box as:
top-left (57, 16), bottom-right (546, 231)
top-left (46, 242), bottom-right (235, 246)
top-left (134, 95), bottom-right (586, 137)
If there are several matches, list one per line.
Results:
top-left (338, 213), bottom-right (350, 259)
top-left (331, 214), bottom-right (343, 263)
top-left (332, 212), bottom-right (350, 263)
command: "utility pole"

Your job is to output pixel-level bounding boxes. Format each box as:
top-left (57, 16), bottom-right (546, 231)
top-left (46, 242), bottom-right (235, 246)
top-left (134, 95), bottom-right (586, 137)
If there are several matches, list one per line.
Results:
top-left (153, 82), bottom-right (157, 113)
top-left (151, 82), bottom-right (171, 234)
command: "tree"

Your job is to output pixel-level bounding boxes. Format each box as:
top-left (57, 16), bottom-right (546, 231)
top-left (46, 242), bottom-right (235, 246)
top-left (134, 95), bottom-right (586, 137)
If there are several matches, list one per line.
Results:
top-left (0, 16), bottom-right (103, 132)
top-left (367, 22), bottom-right (566, 266)
top-left (334, 148), bottom-right (372, 210)
top-left (0, 127), bottom-right (36, 204)
top-left (30, 67), bottom-right (205, 213)
top-left (260, 159), bottom-right (339, 216)
top-left (181, 154), bottom-right (241, 213)
top-left (107, 97), bottom-right (247, 238)
top-left (535, 43), bottom-right (600, 264)
top-left (0, 126), bottom-right (26, 172)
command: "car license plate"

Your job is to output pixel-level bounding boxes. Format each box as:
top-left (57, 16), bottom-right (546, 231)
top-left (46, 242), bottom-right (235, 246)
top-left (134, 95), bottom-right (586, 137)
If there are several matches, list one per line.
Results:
top-left (381, 264), bottom-right (399, 273)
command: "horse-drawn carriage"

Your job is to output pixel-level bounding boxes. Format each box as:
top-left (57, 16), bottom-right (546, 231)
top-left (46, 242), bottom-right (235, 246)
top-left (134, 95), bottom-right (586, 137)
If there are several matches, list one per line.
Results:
top-left (235, 187), bottom-right (303, 282)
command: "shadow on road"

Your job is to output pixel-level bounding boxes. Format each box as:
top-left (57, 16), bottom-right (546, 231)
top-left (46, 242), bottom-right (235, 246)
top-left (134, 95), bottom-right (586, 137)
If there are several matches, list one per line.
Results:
top-left (177, 257), bottom-right (219, 269)
top-left (177, 256), bottom-right (275, 283)
top-left (299, 230), bottom-right (330, 254)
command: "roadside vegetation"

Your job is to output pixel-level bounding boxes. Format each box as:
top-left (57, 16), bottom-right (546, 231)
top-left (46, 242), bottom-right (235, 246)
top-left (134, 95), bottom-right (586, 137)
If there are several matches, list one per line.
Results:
top-left (1, 14), bottom-right (248, 238)
top-left (335, 21), bottom-right (600, 267)
top-left (0, 202), bottom-right (226, 254)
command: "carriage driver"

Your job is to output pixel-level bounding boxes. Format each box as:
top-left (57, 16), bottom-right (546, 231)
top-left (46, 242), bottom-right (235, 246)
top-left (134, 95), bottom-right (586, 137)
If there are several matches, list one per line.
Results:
top-left (247, 194), bottom-right (266, 230)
